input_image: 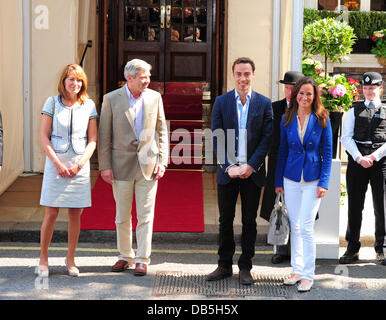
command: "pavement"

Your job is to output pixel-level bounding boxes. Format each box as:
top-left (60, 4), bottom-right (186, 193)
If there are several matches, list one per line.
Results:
top-left (0, 242), bottom-right (384, 307)
top-left (0, 166), bottom-right (385, 304)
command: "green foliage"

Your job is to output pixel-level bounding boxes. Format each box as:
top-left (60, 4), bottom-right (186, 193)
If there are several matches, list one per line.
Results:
top-left (340, 183), bottom-right (347, 206)
top-left (371, 29), bottom-right (386, 58)
top-left (348, 11), bottom-right (386, 38)
top-left (304, 9), bottom-right (386, 39)
top-left (304, 8), bottom-right (342, 26)
top-left (302, 56), bottom-right (360, 112)
top-left (302, 56), bottom-right (324, 77)
top-left (303, 18), bottom-right (356, 64)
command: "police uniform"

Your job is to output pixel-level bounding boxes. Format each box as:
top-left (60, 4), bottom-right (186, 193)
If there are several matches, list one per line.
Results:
top-left (340, 72), bottom-right (386, 265)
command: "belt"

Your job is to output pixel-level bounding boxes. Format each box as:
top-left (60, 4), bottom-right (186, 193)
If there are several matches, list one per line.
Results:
top-left (354, 140), bottom-right (384, 149)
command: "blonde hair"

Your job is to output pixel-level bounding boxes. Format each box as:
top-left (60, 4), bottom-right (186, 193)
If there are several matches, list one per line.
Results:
top-left (58, 64), bottom-right (89, 104)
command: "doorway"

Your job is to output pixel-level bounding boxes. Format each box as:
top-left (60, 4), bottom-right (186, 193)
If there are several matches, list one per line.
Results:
top-left (100, 0), bottom-right (217, 97)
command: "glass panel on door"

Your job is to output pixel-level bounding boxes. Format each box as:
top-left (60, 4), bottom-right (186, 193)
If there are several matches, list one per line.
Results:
top-left (170, 0), bottom-right (207, 42)
top-left (124, 0), bottom-right (161, 41)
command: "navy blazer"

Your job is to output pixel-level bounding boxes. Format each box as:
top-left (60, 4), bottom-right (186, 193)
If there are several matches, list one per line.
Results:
top-left (275, 113), bottom-right (332, 189)
top-left (211, 89), bottom-right (273, 186)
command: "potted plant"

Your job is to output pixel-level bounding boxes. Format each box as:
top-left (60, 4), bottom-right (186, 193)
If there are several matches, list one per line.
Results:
top-left (303, 18), bottom-right (356, 80)
top-left (371, 29), bottom-right (386, 67)
top-left (316, 73), bottom-right (360, 113)
top-left (303, 9), bottom-right (386, 54)
top-left (302, 56), bottom-right (360, 158)
top-left (303, 18), bottom-right (357, 158)
top-left (349, 11), bottom-right (384, 54)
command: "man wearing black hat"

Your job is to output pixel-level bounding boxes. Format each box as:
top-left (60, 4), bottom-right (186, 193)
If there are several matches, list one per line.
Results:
top-left (340, 71), bottom-right (386, 266)
top-left (260, 71), bottom-right (304, 264)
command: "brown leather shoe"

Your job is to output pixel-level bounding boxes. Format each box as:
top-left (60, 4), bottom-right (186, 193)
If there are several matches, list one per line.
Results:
top-left (239, 269), bottom-right (254, 285)
top-left (111, 260), bottom-right (132, 272)
top-left (134, 263), bottom-right (147, 276)
top-left (205, 266), bottom-right (233, 281)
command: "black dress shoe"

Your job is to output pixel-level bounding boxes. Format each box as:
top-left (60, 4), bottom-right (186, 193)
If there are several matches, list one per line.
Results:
top-left (206, 266), bottom-right (232, 281)
top-left (271, 254), bottom-right (284, 264)
top-left (339, 251), bottom-right (359, 264)
top-left (271, 254), bottom-right (290, 264)
top-left (239, 269), bottom-right (254, 285)
top-left (382, 259), bottom-right (386, 266)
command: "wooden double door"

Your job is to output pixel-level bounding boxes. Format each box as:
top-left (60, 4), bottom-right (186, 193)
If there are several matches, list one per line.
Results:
top-left (103, 0), bottom-right (215, 94)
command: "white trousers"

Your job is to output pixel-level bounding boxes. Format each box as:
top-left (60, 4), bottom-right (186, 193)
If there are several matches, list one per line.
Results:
top-left (283, 178), bottom-right (321, 281)
top-left (112, 168), bottom-right (158, 265)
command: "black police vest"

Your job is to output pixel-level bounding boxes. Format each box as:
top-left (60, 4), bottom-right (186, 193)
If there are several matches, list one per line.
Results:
top-left (353, 102), bottom-right (386, 155)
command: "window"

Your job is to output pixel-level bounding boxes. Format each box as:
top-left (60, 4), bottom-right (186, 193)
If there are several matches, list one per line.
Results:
top-left (342, 0), bottom-right (360, 11)
top-left (370, 0), bottom-right (385, 11)
top-left (318, 0), bottom-right (361, 11)
top-left (318, 0), bottom-right (338, 10)
top-left (124, 0), bottom-right (161, 41)
top-left (171, 0), bottom-right (207, 42)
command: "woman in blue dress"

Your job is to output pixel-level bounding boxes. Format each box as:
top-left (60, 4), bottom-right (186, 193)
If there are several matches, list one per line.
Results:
top-left (37, 64), bottom-right (98, 277)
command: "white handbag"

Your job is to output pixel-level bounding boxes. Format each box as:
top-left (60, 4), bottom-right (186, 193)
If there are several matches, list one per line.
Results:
top-left (267, 191), bottom-right (290, 246)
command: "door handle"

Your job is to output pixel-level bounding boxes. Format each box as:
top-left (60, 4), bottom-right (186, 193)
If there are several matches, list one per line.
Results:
top-left (166, 5), bottom-right (171, 29)
top-left (160, 5), bottom-right (165, 29)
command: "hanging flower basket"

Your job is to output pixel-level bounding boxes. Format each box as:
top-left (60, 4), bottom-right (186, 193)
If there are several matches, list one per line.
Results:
top-left (371, 29), bottom-right (386, 66)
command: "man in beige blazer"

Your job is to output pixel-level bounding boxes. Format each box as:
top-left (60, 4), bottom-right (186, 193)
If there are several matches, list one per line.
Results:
top-left (98, 59), bottom-right (168, 276)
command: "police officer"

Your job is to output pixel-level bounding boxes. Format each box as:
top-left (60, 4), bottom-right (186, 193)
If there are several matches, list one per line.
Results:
top-left (260, 71), bottom-right (304, 264)
top-left (340, 72), bottom-right (386, 266)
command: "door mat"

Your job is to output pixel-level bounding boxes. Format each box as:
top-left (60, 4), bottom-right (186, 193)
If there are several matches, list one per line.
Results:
top-left (153, 271), bottom-right (301, 298)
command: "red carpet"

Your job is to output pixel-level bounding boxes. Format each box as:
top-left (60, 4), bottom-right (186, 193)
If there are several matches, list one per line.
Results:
top-left (81, 170), bottom-right (204, 232)
top-left (83, 82), bottom-right (205, 232)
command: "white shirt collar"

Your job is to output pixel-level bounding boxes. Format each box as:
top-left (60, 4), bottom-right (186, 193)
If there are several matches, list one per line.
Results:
top-left (365, 98), bottom-right (382, 108)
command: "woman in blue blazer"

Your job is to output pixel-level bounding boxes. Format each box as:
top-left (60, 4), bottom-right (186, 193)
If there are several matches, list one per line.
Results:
top-left (275, 76), bottom-right (332, 292)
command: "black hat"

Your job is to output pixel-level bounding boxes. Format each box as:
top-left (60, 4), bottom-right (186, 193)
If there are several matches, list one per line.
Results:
top-left (278, 71), bottom-right (304, 84)
top-left (360, 72), bottom-right (383, 86)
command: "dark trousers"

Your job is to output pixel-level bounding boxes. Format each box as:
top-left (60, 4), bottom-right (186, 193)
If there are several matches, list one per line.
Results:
top-left (217, 177), bottom-right (261, 271)
top-left (346, 155), bottom-right (386, 254)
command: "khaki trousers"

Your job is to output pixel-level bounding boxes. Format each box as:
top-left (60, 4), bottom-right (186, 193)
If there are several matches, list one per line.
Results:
top-left (112, 168), bottom-right (158, 265)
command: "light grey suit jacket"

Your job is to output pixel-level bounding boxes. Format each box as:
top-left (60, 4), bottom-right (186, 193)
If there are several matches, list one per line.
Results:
top-left (98, 86), bottom-right (168, 181)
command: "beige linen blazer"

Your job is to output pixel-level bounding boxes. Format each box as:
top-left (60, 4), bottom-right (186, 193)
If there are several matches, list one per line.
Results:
top-left (98, 86), bottom-right (168, 181)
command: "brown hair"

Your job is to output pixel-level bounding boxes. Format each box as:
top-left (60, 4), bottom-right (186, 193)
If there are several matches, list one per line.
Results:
top-left (232, 57), bottom-right (256, 73)
top-left (57, 64), bottom-right (89, 104)
top-left (284, 76), bottom-right (329, 128)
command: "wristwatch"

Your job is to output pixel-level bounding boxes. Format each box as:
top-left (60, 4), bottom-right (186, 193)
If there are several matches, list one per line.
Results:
top-left (76, 161), bottom-right (83, 170)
